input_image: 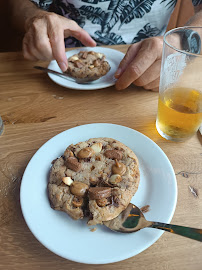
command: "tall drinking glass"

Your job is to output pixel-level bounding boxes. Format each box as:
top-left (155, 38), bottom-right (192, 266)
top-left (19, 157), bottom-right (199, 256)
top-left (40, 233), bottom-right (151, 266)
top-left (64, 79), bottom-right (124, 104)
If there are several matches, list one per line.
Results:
top-left (156, 27), bottom-right (202, 141)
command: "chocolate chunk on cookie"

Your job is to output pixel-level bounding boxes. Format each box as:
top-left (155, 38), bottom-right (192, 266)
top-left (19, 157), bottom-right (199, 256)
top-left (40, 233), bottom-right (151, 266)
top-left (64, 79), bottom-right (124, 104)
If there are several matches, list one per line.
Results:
top-left (66, 51), bottom-right (111, 82)
top-left (48, 138), bottom-right (140, 225)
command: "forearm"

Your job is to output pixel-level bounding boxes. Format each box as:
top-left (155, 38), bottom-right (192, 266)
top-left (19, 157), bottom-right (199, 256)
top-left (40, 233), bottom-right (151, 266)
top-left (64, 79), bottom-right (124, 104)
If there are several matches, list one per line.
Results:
top-left (186, 4), bottom-right (202, 26)
top-left (8, 0), bottom-right (47, 33)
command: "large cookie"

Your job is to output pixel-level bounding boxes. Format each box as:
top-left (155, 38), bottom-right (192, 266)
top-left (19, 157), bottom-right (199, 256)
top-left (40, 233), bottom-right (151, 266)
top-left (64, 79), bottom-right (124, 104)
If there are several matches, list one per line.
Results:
top-left (66, 51), bottom-right (110, 81)
top-left (48, 138), bottom-right (140, 225)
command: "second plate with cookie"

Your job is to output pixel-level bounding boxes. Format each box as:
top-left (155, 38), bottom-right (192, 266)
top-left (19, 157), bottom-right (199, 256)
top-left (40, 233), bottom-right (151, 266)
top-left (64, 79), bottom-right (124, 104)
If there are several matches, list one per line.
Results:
top-left (47, 47), bottom-right (125, 90)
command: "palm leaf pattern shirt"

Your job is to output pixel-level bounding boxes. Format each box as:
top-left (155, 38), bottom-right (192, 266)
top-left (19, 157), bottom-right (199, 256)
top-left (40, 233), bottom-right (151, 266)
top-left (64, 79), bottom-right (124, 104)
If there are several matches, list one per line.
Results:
top-left (31, 0), bottom-right (202, 47)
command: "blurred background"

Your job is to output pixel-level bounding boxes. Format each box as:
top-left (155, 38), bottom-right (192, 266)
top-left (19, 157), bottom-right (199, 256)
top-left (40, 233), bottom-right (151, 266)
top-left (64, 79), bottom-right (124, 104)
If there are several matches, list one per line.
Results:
top-left (0, 0), bottom-right (194, 52)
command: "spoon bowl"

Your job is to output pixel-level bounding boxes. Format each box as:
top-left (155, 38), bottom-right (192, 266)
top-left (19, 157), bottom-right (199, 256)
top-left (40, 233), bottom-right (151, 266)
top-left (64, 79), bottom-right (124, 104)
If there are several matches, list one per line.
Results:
top-left (104, 203), bottom-right (202, 241)
top-left (104, 203), bottom-right (153, 233)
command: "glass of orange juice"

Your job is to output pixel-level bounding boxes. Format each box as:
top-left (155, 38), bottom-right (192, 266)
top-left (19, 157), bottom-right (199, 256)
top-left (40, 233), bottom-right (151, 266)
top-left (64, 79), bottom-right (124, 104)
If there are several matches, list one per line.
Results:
top-left (156, 26), bottom-right (202, 141)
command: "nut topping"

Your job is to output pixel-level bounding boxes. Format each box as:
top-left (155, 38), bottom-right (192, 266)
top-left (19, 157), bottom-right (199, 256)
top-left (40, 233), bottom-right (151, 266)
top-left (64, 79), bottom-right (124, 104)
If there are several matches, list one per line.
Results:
top-left (82, 51), bottom-right (88, 59)
top-left (64, 149), bottom-right (74, 158)
top-left (89, 65), bottom-right (94, 69)
top-left (69, 55), bottom-right (79, 62)
top-left (96, 198), bottom-right (109, 207)
top-left (104, 149), bottom-right (123, 160)
top-left (97, 53), bottom-right (104, 59)
top-left (93, 59), bottom-right (100, 67)
top-left (91, 142), bottom-right (102, 154)
top-left (75, 60), bottom-right (84, 68)
top-left (70, 181), bottom-right (89, 197)
top-left (62, 176), bottom-right (73, 186)
top-left (72, 196), bottom-right (83, 207)
top-left (112, 160), bottom-right (126, 176)
top-left (108, 174), bottom-right (122, 185)
top-left (89, 177), bottom-right (98, 186)
top-left (77, 147), bottom-right (95, 159)
top-left (88, 187), bottom-right (111, 200)
top-left (66, 157), bottom-right (81, 172)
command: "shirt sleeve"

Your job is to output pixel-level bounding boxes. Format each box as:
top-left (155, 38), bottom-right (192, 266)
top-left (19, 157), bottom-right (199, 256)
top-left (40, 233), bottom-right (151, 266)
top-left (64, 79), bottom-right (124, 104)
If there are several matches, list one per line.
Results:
top-left (31, 0), bottom-right (53, 10)
top-left (192, 0), bottom-right (202, 5)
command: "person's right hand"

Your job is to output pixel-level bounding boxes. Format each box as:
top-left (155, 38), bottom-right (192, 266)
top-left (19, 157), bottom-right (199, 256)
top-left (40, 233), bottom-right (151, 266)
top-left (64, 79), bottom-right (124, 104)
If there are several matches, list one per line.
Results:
top-left (23, 11), bottom-right (96, 71)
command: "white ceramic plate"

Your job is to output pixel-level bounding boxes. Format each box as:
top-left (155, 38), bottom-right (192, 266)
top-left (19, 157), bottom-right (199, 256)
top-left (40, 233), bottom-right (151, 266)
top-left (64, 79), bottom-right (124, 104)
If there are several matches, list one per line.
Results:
top-left (47, 47), bottom-right (124, 90)
top-left (20, 123), bottom-right (177, 264)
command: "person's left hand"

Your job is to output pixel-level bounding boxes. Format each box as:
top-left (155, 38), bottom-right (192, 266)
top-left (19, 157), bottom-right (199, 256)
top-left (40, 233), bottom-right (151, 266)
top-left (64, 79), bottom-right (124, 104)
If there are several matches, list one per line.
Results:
top-left (115, 36), bottom-right (163, 91)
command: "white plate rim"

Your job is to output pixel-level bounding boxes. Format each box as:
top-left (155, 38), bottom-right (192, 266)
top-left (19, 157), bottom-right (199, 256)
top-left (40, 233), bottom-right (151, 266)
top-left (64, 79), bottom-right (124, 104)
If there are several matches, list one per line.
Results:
top-left (20, 123), bottom-right (177, 264)
top-left (47, 47), bottom-right (124, 90)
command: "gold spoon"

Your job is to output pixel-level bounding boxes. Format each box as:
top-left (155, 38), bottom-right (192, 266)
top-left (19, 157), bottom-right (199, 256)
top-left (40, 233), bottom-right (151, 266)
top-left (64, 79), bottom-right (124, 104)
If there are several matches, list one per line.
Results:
top-left (104, 203), bottom-right (202, 242)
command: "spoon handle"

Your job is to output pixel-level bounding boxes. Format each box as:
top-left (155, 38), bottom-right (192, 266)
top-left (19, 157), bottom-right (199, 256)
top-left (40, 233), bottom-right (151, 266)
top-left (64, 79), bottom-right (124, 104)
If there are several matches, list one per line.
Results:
top-left (150, 222), bottom-right (202, 242)
top-left (34, 66), bottom-right (70, 78)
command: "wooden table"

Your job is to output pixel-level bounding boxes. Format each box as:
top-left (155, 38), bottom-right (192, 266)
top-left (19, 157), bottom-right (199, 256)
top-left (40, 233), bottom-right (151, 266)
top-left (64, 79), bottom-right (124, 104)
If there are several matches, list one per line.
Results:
top-left (0, 45), bottom-right (201, 270)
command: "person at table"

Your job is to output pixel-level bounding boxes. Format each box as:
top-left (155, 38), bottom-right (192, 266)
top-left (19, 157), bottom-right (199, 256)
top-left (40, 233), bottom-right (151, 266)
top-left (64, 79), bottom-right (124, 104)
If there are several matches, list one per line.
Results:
top-left (9, 0), bottom-right (202, 91)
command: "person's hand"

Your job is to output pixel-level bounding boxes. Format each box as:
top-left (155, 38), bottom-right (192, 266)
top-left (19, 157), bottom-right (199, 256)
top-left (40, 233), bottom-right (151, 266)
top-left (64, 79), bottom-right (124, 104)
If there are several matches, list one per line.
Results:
top-left (23, 11), bottom-right (96, 71)
top-left (115, 36), bottom-right (163, 91)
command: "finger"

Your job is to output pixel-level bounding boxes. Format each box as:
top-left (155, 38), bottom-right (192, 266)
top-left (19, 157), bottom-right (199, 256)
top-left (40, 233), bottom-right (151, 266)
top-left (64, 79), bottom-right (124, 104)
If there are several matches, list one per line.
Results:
top-left (48, 22), bottom-right (68, 72)
top-left (63, 19), bottom-right (96, 47)
top-left (115, 42), bottom-right (142, 78)
top-left (23, 29), bottom-right (48, 61)
top-left (33, 21), bottom-right (53, 60)
top-left (134, 60), bottom-right (161, 87)
top-left (34, 36), bottom-right (53, 60)
top-left (49, 15), bottom-right (96, 71)
top-left (115, 38), bottom-right (163, 90)
top-left (22, 36), bottom-right (38, 61)
top-left (151, 87), bottom-right (159, 92)
top-left (143, 77), bottom-right (160, 90)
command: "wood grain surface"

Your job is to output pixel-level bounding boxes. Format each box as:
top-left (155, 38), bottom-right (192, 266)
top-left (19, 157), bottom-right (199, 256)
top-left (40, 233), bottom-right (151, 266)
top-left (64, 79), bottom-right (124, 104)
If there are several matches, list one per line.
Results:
top-left (0, 45), bottom-right (202, 270)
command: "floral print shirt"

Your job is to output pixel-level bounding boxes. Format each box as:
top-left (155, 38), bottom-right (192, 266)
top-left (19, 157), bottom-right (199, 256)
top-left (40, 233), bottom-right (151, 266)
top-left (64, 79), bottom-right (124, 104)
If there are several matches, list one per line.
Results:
top-left (31, 0), bottom-right (202, 47)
